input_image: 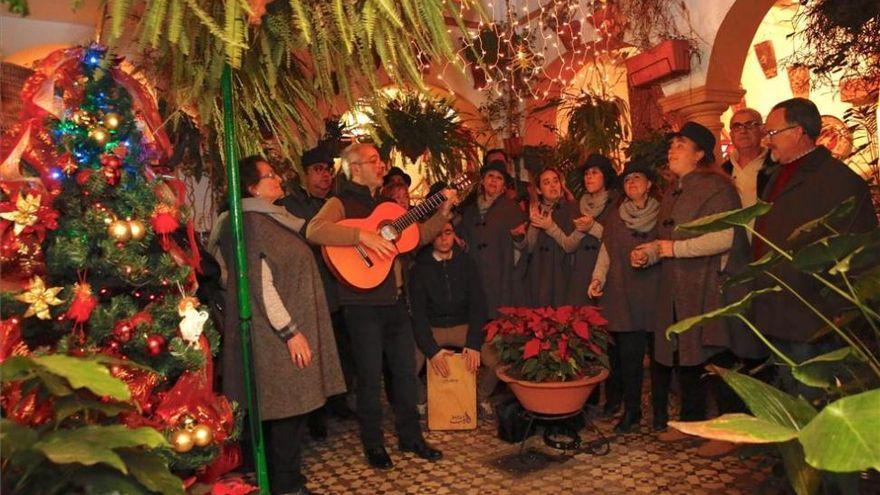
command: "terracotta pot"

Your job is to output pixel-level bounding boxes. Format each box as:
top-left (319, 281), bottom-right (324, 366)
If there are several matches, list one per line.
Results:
top-left (496, 365), bottom-right (609, 415)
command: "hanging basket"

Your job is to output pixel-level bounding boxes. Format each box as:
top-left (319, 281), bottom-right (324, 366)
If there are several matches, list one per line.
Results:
top-left (496, 366), bottom-right (608, 415)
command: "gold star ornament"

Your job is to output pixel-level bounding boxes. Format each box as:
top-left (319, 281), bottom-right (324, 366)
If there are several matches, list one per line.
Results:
top-left (0, 193), bottom-right (42, 236)
top-left (15, 276), bottom-right (64, 320)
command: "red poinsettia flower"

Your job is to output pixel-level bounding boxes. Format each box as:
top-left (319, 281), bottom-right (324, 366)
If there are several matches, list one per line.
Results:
top-left (523, 338), bottom-right (541, 359)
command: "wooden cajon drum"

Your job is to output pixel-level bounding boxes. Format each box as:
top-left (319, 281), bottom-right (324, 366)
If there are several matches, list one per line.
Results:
top-left (427, 353), bottom-right (477, 430)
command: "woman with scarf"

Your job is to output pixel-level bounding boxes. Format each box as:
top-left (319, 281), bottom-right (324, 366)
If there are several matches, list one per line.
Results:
top-left (524, 167), bottom-right (580, 307)
top-left (458, 160), bottom-right (527, 318)
top-left (211, 156), bottom-right (345, 495)
top-left (630, 122), bottom-right (747, 441)
top-left (588, 160), bottom-right (661, 433)
top-left (566, 153), bottom-right (619, 306)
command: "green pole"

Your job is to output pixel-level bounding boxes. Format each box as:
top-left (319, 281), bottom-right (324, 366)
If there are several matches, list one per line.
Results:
top-left (221, 64), bottom-right (270, 494)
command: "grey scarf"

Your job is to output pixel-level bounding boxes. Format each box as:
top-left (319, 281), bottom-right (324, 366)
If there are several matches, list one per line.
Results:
top-left (477, 193), bottom-right (498, 217)
top-left (579, 190), bottom-right (609, 218)
top-left (619, 197), bottom-right (660, 233)
top-left (207, 197), bottom-right (306, 286)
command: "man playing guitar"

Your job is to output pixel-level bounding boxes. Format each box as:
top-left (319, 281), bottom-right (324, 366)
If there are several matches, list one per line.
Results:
top-left (306, 143), bottom-right (457, 470)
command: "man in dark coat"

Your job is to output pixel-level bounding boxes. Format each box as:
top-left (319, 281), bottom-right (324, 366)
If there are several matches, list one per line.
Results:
top-left (282, 147), bottom-right (356, 440)
top-left (753, 98), bottom-right (877, 396)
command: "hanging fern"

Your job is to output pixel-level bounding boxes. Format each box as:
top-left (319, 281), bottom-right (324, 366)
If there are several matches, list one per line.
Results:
top-left (368, 91), bottom-right (477, 183)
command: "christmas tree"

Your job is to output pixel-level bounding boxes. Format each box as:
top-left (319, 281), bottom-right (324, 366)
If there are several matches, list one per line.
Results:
top-left (1, 45), bottom-right (241, 494)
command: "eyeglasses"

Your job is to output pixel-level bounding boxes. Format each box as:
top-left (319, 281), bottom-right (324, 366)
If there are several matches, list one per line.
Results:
top-left (763, 125), bottom-right (799, 138)
top-left (307, 164), bottom-right (332, 174)
top-left (353, 155), bottom-right (382, 166)
top-left (730, 120), bottom-right (761, 132)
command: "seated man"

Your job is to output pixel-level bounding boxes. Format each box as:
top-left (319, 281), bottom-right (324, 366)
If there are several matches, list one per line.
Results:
top-left (409, 222), bottom-right (498, 417)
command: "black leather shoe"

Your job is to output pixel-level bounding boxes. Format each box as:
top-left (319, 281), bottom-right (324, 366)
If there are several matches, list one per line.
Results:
top-left (602, 401), bottom-right (621, 418)
top-left (364, 446), bottom-right (393, 470)
top-left (614, 410), bottom-right (642, 433)
top-left (652, 415), bottom-right (668, 432)
top-left (399, 440), bottom-right (443, 461)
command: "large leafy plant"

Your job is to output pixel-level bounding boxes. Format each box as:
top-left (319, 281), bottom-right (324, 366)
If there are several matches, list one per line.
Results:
top-left (663, 199), bottom-right (880, 495)
top-left (368, 92), bottom-right (477, 183)
top-left (1, 354), bottom-right (182, 495)
top-left (485, 306), bottom-right (611, 382)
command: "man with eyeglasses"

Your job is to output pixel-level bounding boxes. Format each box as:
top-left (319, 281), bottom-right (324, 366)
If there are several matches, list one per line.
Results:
top-left (282, 147), bottom-right (357, 442)
top-left (721, 108), bottom-right (776, 233)
top-left (306, 143), bottom-right (456, 470)
top-left (752, 98), bottom-right (876, 397)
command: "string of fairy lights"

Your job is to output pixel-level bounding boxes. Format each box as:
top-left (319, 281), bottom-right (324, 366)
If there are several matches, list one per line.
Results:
top-left (428, 0), bottom-right (628, 103)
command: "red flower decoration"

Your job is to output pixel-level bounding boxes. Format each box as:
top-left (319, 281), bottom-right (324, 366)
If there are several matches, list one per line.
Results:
top-left (523, 338), bottom-right (541, 359)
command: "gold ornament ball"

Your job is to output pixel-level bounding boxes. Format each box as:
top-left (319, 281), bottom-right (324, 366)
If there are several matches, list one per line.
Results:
top-left (128, 219), bottom-right (147, 240)
top-left (89, 126), bottom-right (109, 144)
top-left (170, 429), bottom-right (194, 453)
top-left (191, 424), bottom-right (214, 447)
top-left (103, 112), bottom-right (122, 130)
top-left (108, 219), bottom-right (132, 242)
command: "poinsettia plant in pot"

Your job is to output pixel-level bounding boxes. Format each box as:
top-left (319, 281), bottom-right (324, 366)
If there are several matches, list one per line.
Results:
top-left (486, 305), bottom-right (611, 414)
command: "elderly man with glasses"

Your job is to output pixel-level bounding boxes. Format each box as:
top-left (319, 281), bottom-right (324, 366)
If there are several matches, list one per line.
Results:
top-left (721, 108), bottom-right (776, 229)
top-left (752, 98), bottom-right (877, 398)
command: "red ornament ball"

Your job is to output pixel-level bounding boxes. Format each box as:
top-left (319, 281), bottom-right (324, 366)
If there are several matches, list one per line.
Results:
top-left (112, 322), bottom-right (133, 343)
top-left (146, 334), bottom-right (166, 356)
top-left (101, 155), bottom-right (122, 169)
top-left (76, 169), bottom-right (93, 186)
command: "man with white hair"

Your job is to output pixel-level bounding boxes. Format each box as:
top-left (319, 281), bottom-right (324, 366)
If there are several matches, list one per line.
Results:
top-left (721, 107), bottom-right (775, 227)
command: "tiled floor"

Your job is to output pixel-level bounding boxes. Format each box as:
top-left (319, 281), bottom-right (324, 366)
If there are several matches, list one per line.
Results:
top-left (298, 405), bottom-right (784, 495)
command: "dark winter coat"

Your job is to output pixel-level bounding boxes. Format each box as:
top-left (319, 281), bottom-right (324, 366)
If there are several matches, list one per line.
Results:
top-left (752, 146), bottom-right (877, 342)
top-left (597, 203), bottom-right (660, 333)
top-left (524, 199), bottom-right (579, 308)
top-left (458, 195), bottom-right (527, 317)
top-left (566, 191), bottom-right (618, 306)
top-left (217, 209), bottom-right (346, 420)
top-left (652, 171), bottom-right (744, 367)
top-left (408, 246), bottom-right (488, 358)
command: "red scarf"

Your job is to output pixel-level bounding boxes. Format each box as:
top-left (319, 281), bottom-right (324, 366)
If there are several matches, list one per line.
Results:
top-left (753, 155), bottom-right (806, 259)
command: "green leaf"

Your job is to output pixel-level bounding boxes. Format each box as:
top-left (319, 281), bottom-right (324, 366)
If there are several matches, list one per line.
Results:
top-left (55, 396), bottom-right (131, 424)
top-left (118, 449), bottom-right (185, 495)
top-left (675, 201), bottom-right (773, 233)
top-left (724, 250), bottom-right (783, 288)
top-left (710, 366), bottom-right (818, 429)
top-left (791, 230), bottom-right (880, 274)
top-left (75, 468), bottom-right (153, 495)
top-left (665, 287), bottom-right (780, 338)
top-left (33, 425), bottom-right (169, 473)
top-left (36, 369), bottom-right (74, 397)
top-left (0, 355), bottom-right (38, 382)
top-left (0, 418), bottom-right (39, 456)
top-left (791, 347), bottom-right (873, 390)
top-left (669, 413), bottom-right (798, 443)
top-left (798, 389), bottom-right (880, 472)
top-left (33, 355), bottom-right (131, 401)
top-left (779, 440), bottom-right (822, 495)
top-left (787, 197), bottom-right (855, 245)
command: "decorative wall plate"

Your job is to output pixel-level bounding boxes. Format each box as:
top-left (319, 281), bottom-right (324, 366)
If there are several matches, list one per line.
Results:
top-left (817, 115), bottom-right (853, 159)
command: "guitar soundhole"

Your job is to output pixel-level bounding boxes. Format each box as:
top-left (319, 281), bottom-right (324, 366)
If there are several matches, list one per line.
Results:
top-left (379, 223), bottom-right (399, 242)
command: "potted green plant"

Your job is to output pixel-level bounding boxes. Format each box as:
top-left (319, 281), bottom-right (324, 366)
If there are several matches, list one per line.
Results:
top-left (368, 92), bottom-right (476, 183)
top-left (486, 305), bottom-right (611, 415)
top-left (663, 199), bottom-right (880, 495)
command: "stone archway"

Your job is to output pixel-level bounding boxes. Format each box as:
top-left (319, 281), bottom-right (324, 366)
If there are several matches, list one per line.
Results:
top-left (657, 0), bottom-right (778, 151)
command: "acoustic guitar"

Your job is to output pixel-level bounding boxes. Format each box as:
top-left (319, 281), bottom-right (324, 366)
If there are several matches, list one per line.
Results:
top-left (322, 174), bottom-right (476, 289)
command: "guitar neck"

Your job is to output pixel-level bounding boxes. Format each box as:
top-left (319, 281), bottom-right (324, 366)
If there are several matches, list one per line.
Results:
top-left (390, 192), bottom-right (448, 232)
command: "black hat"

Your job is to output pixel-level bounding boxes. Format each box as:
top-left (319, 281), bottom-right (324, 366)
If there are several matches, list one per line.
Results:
top-left (479, 159), bottom-right (511, 180)
top-left (384, 166), bottom-right (412, 186)
top-left (301, 147), bottom-right (333, 169)
top-left (620, 159), bottom-right (657, 182)
top-left (577, 153), bottom-right (616, 188)
top-left (671, 121), bottom-right (716, 163)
